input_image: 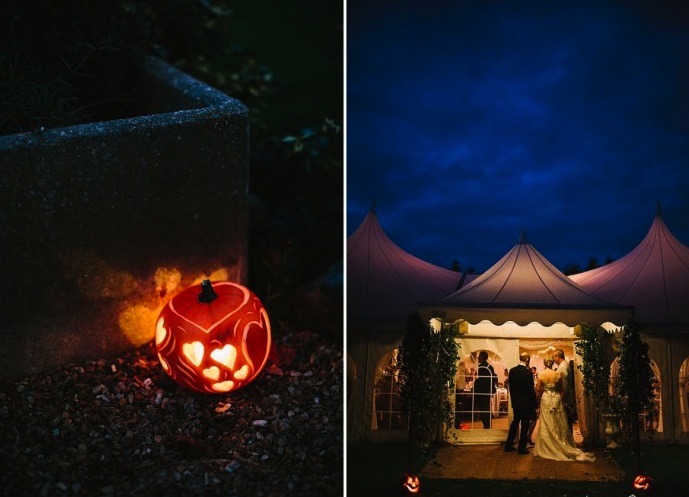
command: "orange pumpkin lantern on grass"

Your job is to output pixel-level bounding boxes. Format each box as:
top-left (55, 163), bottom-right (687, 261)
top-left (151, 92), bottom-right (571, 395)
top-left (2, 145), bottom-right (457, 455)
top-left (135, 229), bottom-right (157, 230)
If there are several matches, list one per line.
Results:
top-left (155, 279), bottom-right (271, 394)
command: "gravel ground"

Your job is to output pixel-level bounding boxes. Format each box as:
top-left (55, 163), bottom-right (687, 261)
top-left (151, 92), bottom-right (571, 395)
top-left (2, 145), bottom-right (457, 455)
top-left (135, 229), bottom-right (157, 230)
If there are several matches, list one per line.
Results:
top-left (0, 329), bottom-right (343, 497)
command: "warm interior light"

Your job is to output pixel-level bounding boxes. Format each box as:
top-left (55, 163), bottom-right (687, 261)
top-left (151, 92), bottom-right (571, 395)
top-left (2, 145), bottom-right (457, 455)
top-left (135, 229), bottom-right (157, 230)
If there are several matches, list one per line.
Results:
top-left (211, 381), bottom-right (234, 392)
top-left (183, 342), bottom-right (205, 367)
top-left (210, 344), bottom-right (238, 370)
top-left (633, 474), bottom-right (653, 490)
top-left (202, 366), bottom-right (220, 381)
top-left (234, 364), bottom-right (249, 380)
top-left (155, 317), bottom-right (167, 345)
top-left (402, 473), bottom-right (420, 494)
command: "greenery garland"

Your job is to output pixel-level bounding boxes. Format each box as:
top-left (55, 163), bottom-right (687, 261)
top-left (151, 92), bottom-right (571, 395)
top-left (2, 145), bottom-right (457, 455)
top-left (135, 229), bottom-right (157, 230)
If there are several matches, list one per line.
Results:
top-left (615, 320), bottom-right (657, 438)
top-left (575, 320), bottom-right (656, 450)
top-left (575, 323), bottom-right (613, 415)
top-left (398, 314), bottom-right (458, 448)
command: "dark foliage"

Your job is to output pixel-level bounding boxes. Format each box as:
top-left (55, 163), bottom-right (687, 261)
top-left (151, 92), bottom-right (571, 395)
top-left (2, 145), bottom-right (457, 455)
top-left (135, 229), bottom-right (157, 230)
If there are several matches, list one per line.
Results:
top-left (398, 314), bottom-right (457, 450)
top-left (1, 0), bottom-right (343, 329)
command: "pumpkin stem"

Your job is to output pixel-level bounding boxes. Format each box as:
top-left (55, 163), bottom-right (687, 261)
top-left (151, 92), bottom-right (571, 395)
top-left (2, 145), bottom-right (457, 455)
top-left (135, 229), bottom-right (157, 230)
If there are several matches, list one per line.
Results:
top-left (198, 279), bottom-right (218, 303)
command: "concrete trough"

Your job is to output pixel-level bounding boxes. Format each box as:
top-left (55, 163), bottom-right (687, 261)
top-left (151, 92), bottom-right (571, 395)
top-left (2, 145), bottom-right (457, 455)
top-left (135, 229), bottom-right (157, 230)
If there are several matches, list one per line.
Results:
top-left (0, 56), bottom-right (249, 378)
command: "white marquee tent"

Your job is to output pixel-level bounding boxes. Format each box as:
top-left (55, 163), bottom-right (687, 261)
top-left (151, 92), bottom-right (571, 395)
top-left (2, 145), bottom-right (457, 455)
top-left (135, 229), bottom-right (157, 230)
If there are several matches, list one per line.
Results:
top-left (347, 204), bottom-right (689, 444)
top-left (571, 204), bottom-right (689, 443)
top-left (347, 207), bottom-right (475, 441)
top-left (418, 230), bottom-right (630, 444)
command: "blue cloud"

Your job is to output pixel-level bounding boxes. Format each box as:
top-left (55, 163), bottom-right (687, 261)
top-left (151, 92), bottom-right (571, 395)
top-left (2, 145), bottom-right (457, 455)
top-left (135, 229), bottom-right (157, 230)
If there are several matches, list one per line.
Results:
top-left (348, 0), bottom-right (689, 272)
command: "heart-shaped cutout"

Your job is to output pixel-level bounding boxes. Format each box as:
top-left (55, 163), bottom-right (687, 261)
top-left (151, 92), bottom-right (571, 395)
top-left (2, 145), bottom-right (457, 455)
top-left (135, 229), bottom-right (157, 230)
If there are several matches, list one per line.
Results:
top-left (203, 366), bottom-right (220, 381)
top-left (210, 344), bottom-right (237, 370)
top-left (211, 380), bottom-right (235, 393)
top-left (233, 364), bottom-right (250, 380)
top-left (182, 341), bottom-right (205, 367)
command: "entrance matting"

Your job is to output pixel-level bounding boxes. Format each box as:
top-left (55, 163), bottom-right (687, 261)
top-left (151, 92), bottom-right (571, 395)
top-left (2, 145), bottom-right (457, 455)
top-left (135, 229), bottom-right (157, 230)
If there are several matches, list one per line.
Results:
top-left (420, 444), bottom-right (624, 482)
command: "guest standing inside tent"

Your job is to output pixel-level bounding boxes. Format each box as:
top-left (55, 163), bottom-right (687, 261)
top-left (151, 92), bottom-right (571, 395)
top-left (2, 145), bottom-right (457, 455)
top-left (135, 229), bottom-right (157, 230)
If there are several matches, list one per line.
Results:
top-left (473, 351), bottom-right (497, 428)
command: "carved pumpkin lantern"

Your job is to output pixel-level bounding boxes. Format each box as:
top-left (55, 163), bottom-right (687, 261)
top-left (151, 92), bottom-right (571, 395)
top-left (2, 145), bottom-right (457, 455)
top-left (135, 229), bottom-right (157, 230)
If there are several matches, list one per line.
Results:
top-left (402, 473), bottom-right (420, 494)
top-left (155, 280), bottom-right (271, 394)
top-left (633, 474), bottom-right (653, 491)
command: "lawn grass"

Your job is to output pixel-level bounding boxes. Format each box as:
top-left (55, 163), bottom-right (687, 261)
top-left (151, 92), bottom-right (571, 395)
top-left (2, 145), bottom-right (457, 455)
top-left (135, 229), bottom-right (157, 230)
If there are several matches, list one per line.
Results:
top-left (347, 441), bottom-right (689, 497)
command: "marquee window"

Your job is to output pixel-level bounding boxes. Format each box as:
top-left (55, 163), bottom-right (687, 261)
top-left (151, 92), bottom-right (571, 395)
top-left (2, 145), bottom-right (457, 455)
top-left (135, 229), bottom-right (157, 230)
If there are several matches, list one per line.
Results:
top-left (372, 349), bottom-right (408, 431)
top-left (679, 358), bottom-right (689, 432)
top-left (610, 356), bottom-right (663, 434)
top-left (452, 350), bottom-right (508, 431)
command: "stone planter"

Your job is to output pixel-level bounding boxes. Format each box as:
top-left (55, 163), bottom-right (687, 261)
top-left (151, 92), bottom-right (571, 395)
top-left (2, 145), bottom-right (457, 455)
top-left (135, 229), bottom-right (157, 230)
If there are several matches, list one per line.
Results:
top-left (601, 413), bottom-right (622, 448)
top-left (0, 56), bottom-right (249, 379)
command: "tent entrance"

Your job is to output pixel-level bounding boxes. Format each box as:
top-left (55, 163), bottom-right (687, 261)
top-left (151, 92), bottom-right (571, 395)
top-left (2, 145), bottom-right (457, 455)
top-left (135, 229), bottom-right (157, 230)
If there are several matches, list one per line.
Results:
top-left (448, 337), bottom-right (575, 445)
top-left (448, 338), bottom-right (516, 444)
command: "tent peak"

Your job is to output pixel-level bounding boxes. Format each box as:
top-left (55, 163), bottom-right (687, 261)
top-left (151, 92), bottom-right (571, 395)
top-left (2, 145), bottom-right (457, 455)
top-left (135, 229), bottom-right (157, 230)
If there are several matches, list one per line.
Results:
top-left (518, 228), bottom-right (528, 245)
top-left (656, 199), bottom-right (663, 218)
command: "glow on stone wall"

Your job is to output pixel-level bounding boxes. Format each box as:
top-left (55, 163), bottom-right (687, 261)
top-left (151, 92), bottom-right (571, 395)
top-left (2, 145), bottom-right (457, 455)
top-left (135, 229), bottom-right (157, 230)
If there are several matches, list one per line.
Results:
top-left (118, 267), bottom-right (232, 347)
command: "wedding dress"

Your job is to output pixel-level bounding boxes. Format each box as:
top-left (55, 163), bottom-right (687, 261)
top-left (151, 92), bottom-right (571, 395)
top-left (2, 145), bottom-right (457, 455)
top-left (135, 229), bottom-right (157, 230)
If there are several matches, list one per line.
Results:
top-left (533, 369), bottom-right (596, 462)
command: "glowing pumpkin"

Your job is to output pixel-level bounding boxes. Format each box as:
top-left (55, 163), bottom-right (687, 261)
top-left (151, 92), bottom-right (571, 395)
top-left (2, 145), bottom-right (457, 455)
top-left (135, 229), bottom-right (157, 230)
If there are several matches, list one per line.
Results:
top-left (402, 473), bottom-right (420, 494)
top-left (633, 474), bottom-right (653, 491)
top-left (155, 280), bottom-right (271, 394)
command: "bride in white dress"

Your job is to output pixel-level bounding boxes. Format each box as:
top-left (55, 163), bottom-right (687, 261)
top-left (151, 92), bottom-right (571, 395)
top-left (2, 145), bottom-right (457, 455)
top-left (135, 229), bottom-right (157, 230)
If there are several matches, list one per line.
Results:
top-left (533, 358), bottom-right (596, 462)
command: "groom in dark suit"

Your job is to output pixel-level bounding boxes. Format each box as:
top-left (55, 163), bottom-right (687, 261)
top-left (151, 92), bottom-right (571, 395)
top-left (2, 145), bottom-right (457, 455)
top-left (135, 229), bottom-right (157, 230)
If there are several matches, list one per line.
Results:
top-left (504, 352), bottom-right (538, 454)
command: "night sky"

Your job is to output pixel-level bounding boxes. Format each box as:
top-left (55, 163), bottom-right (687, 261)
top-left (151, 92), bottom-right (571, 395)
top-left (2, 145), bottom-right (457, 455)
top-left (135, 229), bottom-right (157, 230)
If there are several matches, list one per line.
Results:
top-left (346, 0), bottom-right (689, 274)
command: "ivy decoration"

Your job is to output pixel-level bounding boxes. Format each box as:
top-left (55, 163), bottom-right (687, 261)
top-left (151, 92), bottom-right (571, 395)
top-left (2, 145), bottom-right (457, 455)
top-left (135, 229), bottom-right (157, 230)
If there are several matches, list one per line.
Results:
top-left (615, 320), bottom-right (657, 437)
top-left (575, 323), bottom-right (613, 414)
top-left (398, 314), bottom-right (458, 448)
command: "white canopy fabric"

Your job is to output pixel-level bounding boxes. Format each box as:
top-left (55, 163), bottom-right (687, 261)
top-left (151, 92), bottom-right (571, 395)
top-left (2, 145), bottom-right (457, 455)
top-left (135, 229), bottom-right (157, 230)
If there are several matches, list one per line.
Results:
top-left (570, 206), bottom-right (689, 325)
top-left (347, 208), bottom-right (473, 329)
top-left (421, 231), bottom-right (631, 326)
